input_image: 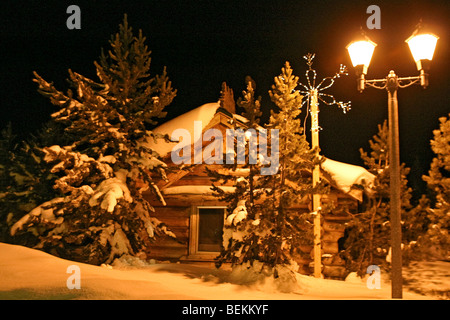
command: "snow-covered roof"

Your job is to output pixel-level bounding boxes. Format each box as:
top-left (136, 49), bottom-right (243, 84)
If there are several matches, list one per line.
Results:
top-left (321, 157), bottom-right (375, 201)
top-left (147, 102), bottom-right (221, 157)
top-left (146, 102), bottom-right (374, 201)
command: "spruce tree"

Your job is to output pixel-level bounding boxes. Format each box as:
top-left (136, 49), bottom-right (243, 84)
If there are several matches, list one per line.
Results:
top-left (0, 125), bottom-right (24, 242)
top-left (211, 78), bottom-right (265, 268)
top-left (9, 15), bottom-right (177, 264)
top-left (343, 120), bottom-right (414, 275)
top-left (237, 76), bottom-right (263, 213)
top-left (264, 61), bottom-right (319, 270)
top-left (214, 63), bottom-right (320, 282)
top-left (421, 113), bottom-right (450, 260)
top-left (0, 124), bottom-right (60, 245)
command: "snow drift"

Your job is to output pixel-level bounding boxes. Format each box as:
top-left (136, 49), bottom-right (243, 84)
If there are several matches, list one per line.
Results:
top-left (0, 243), bottom-right (441, 300)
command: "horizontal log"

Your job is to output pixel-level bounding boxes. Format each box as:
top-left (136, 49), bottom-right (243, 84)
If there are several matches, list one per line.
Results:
top-left (323, 221), bottom-right (346, 232)
top-left (323, 215), bottom-right (351, 222)
top-left (146, 196), bottom-right (226, 207)
top-left (152, 221), bottom-right (189, 232)
top-left (172, 178), bottom-right (216, 186)
top-left (153, 207), bottom-right (191, 218)
top-left (148, 239), bottom-right (187, 248)
top-left (323, 266), bottom-right (347, 279)
top-left (160, 196), bottom-right (226, 206)
top-left (157, 237), bottom-right (188, 245)
top-left (322, 255), bottom-right (334, 266)
top-left (321, 253), bottom-right (345, 266)
top-left (322, 241), bottom-right (339, 254)
top-left (162, 230), bottom-right (189, 242)
top-left (294, 257), bottom-right (311, 266)
top-left (322, 231), bottom-right (344, 242)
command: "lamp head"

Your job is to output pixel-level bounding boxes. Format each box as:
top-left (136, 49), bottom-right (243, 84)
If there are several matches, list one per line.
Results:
top-left (405, 21), bottom-right (439, 72)
top-left (346, 29), bottom-right (377, 75)
top-left (346, 28), bottom-right (377, 92)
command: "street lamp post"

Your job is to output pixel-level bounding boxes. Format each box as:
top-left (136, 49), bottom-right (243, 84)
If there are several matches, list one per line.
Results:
top-left (346, 22), bottom-right (439, 299)
top-left (299, 53), bottom-right (351, 278)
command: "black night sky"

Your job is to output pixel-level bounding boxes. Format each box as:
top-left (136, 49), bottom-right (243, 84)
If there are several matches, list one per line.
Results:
top-left (0, 0), bottom-right (449, 198)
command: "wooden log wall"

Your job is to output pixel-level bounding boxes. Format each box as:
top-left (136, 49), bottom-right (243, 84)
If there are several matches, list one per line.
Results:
top-left (143, 162), bottom-right (359, 279)
top-left (144, 204), bottom-right (190, 261)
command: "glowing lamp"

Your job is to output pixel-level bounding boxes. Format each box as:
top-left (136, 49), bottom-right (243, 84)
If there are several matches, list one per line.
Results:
top-left (405, 32), bottom-right (439, 72)
top-left (346, 34), bottom-right (377, 92)
top-left (405, 22), bottom-right (439, 88)
top-left (346, 39), bottom-right (377, 73)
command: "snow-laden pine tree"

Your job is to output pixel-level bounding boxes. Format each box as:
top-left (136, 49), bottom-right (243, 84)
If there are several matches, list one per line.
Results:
top-left (0, 124), bottom-right (60, 245)
top-left (420, 113), bottom-right (450, 260)
top-left (0, 125), bottom-right (35, 243)
top-left (210, 77), bottom-right (265, 267)
top-left (0, 125), bottom-right (21, 241)
top-left (214, 63), bottom-right (321, 282)
top-left (9, 15), bottom-right (177, 264)
top-left (263, 61), bottom-right (320, 271)
top-left (342, 120), bottom-right (414, 275)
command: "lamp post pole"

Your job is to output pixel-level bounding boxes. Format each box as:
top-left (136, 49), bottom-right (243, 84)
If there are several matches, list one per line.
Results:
top-left (386, 71), bottom-right (403, 299)
top-left (356, 71), bottom-right (425, 299)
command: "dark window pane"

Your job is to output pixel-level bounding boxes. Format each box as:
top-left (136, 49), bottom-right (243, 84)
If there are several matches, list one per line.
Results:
top-left (198, 208), bottom-right (224, 252)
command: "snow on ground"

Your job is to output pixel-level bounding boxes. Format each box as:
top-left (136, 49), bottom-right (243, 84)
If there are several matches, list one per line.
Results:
top-left (0, 243), bottom-right (446, 300)
top-left (402, 260), bottom-right (450, 299)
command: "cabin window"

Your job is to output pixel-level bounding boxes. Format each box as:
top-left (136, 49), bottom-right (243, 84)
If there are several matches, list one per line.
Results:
top-left (189, 206), bottom-right (226, 259)
top-left (198, 207), bottom-right (225, 252)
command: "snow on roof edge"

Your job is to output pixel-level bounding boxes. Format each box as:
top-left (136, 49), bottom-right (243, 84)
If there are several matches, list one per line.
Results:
top-left (145, 102), bottom-right (221, 157)
top-left (321, 157), bottom-right (375, 201)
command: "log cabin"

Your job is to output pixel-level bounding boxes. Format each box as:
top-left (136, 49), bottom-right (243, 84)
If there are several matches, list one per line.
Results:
top-left (142, 95), bottom-right (374, 279)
